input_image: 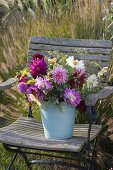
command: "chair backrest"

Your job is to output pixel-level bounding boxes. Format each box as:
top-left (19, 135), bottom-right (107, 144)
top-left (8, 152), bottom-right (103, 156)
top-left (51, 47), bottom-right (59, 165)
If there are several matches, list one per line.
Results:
top-left (28, 36), bottom-right (112, 82)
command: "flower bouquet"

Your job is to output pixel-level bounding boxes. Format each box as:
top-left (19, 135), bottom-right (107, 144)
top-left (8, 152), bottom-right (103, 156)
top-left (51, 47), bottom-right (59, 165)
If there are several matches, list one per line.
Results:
top-left (17, 51), bottom-right (107, 139)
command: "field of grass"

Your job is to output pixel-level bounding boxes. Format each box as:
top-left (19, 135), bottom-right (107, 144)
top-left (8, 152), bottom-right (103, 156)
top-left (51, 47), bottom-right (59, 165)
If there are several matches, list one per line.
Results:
top-left (0, 0), bottom-right (113, 169)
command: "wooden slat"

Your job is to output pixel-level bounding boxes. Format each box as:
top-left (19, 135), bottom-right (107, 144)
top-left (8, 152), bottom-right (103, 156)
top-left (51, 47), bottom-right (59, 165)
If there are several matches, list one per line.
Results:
top-left (0, 117), bottom-right (102, 152)
top-left (29, 44), bottom-right (112, 55)
top-left (28, 51), bottom-right (110, 62)
top-left (85, 86), bottom-right (113, 106)
top-left (0, 78), bottom-right (18, 90)
top-left (31, 36), bottom-right (112, 49)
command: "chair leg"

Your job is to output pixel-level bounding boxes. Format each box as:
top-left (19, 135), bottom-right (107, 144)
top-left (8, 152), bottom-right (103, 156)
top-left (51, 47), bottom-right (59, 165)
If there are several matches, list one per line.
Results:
top-left (20, 151), bottom-right (32, 170)
top-left (88, 139), bottom-right (97, 170)
top-left (7, 152), bottom-right (18, 170)
top-left (3, 144), bottom-right (32, 170)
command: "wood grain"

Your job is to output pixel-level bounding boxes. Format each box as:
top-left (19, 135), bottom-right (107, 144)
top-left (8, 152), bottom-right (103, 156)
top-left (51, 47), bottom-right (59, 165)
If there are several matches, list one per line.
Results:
top-left (0, 117), bottom-right (102, 152)
top-left (29, 44), bottom-right (112, 55)
top-left (31, 36), bottom-right (112, 48)
top-left (0, 78), bottom-right (18, 90)
top-left (85, 86), bottom-right (113, 106)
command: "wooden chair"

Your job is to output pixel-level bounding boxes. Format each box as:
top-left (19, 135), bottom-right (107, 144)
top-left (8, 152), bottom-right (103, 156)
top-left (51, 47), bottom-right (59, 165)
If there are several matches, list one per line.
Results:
top-left (0, 36), bottom-right (113, 170)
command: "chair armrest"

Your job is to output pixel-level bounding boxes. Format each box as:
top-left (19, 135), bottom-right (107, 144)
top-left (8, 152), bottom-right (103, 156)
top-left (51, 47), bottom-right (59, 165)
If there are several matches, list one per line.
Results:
top-left (0, 78), bottom-right (18, 90)
top-left (85, 86), bottom-right (113, 106)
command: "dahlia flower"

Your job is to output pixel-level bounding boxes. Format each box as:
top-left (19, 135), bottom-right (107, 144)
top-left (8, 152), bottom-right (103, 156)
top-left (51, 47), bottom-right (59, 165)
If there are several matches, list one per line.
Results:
top-left (66, 56), bottom-right (75, 68)
top-left (69, 71), bottom-right (86, 88)
top-left (77, 72), bottom-right (86, 87)
top-left (29, 53), bottom-right (47, 78)
top-left (35, 77), bottom-right (53, 93)
top-left (87, 74), bottom-right (98, 89)
top-left (27, 84), bottom-right (38, 95)
top-left (63, 88), bottom-right (81, 107)
top-left (17, 82), bottom-right (28, 93)
top-left (36, 91), bottom-right (44, 102)
top-left (32, 53), bottom-right (44, 60)
top-left (66, 56), bottom-right (85, 73)
top-left (52, 66), bottom-right (68, 85)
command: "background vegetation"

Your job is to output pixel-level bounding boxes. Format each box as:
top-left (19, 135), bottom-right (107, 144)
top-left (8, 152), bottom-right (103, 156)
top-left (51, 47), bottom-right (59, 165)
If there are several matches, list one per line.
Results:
top-left (0, 0), bottom-right (113, 169)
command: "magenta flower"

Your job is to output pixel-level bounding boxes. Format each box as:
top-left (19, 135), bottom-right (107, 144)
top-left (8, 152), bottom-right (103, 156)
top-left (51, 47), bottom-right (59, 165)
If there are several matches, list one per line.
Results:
top-left (17, 82), bottom-right (28, 94)
top-left (32, 53), bottom-right (44, 60)
top-left (63, 88), bottom-right (80, 107)
top-left (29, 54), bottom-right (47, 78)
top-left (35, 77), bottom-right (53, 93)
top-left (52, 66), bottom-right (68, 85)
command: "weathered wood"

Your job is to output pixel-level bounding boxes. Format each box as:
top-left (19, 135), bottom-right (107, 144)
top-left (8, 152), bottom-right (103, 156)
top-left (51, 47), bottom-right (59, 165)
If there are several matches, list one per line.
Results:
top-left (85, 86), bottom-right (113, 106)
top-left (28, 51), bottom-right (110, 62)
top-left (29, 44), bottom-right (112, 55)
top-left (0, 78), bottom-right (18, 90)
top-left (0, 117), bottom-right (102, 152)
top-left (31, 36), bottom-right (112, 48)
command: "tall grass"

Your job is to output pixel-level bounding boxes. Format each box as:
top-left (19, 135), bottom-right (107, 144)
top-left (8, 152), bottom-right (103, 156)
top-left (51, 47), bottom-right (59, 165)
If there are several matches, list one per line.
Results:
top-left (0, 1), bottom-right (113, 169)
top-left (0, 0), bottom-right (111, 78)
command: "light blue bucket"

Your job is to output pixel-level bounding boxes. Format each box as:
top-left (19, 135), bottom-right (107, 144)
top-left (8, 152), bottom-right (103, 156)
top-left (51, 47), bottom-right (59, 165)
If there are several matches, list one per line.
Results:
top-left (40, 102), bottom-right (76, 139)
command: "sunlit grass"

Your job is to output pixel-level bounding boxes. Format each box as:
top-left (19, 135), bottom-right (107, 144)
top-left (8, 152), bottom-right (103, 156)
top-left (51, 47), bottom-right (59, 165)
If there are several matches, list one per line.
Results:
top-left (0, 1), bottom-right (113, 170)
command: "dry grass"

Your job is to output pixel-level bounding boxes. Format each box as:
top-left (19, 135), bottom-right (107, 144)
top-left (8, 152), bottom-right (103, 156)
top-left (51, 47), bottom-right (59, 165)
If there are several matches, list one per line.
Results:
top-left (0, 0), bottom-right (111, 82)
top-left (0, 1), bottom-right (113, 169)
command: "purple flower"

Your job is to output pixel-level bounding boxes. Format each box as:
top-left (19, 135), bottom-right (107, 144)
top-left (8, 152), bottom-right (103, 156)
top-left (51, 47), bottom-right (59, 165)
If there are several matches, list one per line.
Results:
top-left (29, 54), bottom-right (47, 78)
top-left (52, 66), bottom-right (68, 85)
top-left (27, 84), bottom-right (38, 95)
top-left (63, 88), bottom-right (81, 107)
top-left (35, 77), bottom-right (53, 93)
top-left (27, 84), bottom-right (44, 103)
top-left (36, 91), bottom-right (44, 102)
top-left (17, 82), bottom-right (28, 94)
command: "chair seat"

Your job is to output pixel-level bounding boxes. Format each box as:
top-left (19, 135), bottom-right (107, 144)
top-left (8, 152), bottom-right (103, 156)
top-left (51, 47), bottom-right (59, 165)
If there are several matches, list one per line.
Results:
top-left (0, 117), bottom-right (102, 152)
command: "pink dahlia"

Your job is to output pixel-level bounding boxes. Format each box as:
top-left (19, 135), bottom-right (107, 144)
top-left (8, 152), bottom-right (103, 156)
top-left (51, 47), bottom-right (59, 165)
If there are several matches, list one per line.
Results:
top-left (52, 66), bottom-right (68, 85)
top-left (29, 53), bottom-right (47, 78)
top-left (63, 88), bottom-right (80, 107)
top-left (35, 77), bottom-right (53, 93)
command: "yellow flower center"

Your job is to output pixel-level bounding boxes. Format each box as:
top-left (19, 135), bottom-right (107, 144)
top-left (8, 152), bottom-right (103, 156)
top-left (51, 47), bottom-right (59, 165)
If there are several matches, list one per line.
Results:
top-left (73, 60), bottom-right (78, 65)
